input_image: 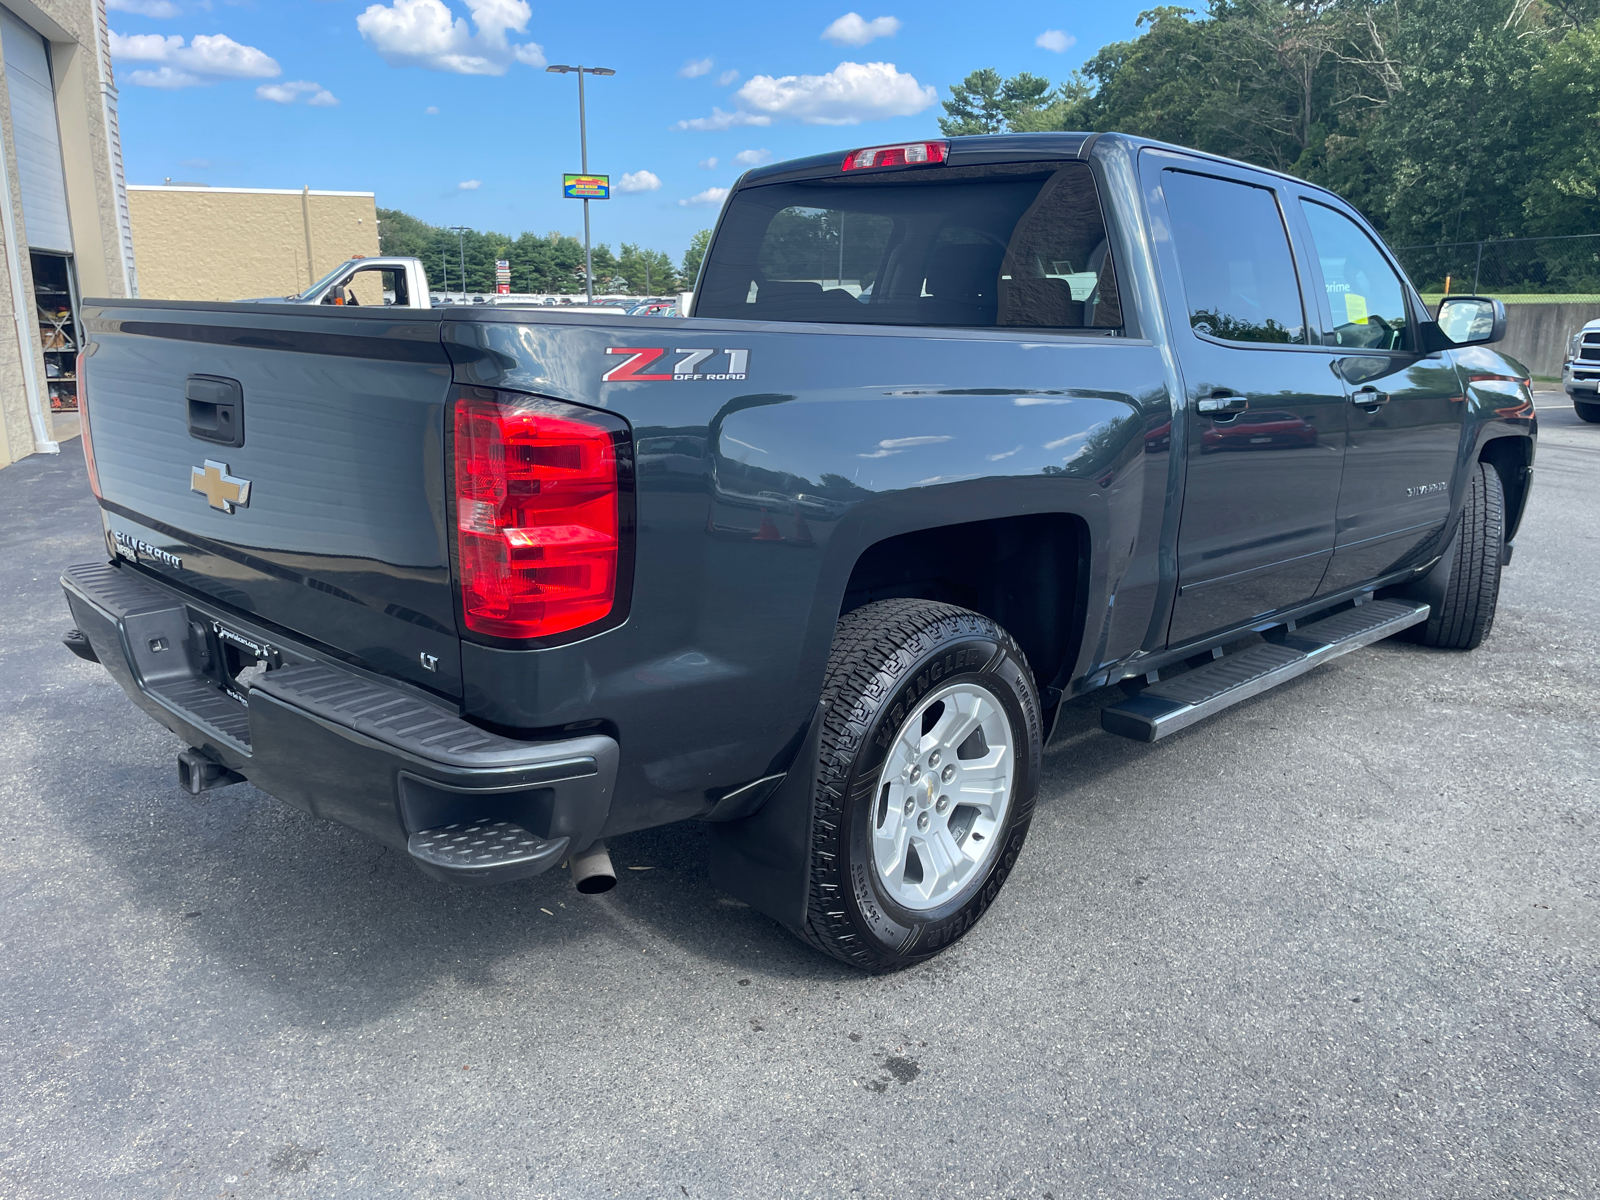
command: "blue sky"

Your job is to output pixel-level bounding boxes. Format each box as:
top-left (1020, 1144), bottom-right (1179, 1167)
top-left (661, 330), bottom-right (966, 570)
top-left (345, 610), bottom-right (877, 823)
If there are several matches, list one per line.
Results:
top-left (109, 1), bottom-right (1151, 259)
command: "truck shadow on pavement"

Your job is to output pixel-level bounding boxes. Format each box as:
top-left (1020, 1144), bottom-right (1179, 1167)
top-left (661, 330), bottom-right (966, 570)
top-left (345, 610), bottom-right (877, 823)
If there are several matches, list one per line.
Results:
top-left (28, 673), bottom-right (1173, 1032)
top-left (7, 446), bottom-right (1424, 1030)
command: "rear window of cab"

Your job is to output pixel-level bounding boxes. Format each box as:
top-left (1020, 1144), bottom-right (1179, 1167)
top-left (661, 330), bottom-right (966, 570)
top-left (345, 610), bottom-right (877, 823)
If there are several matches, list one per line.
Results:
top-left (695, 161), bottom-right (1123, 333)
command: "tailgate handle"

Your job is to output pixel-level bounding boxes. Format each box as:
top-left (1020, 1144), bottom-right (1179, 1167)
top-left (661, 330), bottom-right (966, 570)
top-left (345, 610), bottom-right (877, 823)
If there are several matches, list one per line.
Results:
top-left (186, 375), bottom-right (244, 447)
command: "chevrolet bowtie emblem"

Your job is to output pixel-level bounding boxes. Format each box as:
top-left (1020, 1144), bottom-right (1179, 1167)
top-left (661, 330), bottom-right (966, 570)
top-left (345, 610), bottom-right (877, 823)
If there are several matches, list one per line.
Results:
top-left (190, 460), bottom-right (251, 513)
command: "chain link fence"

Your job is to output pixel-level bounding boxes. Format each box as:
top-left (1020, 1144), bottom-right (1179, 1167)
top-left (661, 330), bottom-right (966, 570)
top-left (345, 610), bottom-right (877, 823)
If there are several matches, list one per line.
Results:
top-left (1393, 233), bottom-right (1600, 301)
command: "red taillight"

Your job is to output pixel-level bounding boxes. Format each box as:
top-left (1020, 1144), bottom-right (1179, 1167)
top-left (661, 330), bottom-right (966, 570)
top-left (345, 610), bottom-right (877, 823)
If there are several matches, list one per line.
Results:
top-left (842, 141), bottom-right (947, 171)
top-left (453, 395), bottom-right (621, 640)
top-left (76, 350), bottom-right (101, 499)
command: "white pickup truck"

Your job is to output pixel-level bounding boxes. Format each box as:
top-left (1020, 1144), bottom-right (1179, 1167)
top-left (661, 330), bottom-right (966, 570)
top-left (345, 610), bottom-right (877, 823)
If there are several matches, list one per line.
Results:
top-left (249, 256), bottom-right (666, 313)
top-left (1564, 318), bottom-right (1600, 423)
top-left (248, 256), bottom-right (433, 307)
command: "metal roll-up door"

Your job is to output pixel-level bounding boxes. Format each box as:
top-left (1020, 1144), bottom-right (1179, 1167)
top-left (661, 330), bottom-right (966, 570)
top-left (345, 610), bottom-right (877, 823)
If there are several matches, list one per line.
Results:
top-left (1, 6), bottom-right (73, 253)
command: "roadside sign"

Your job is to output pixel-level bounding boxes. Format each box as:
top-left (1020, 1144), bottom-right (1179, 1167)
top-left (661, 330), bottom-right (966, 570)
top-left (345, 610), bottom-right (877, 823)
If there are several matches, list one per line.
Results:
top-left (563, 174), bottom-right (610, 199)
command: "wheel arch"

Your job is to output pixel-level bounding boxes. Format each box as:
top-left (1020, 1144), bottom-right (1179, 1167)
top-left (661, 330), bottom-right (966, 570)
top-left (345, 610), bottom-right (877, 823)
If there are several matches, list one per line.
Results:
top-left (1476, 431), bottom-right (1534, 545)
top-left (836, 511), bottom-right (1092, 705)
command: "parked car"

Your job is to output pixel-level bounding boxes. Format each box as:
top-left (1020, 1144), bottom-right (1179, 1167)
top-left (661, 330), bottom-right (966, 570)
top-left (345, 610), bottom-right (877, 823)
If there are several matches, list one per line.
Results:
top-left (1200, 409), bottom-right (1320, 452)
top-left (62, 132), bottom-right (1535, 972)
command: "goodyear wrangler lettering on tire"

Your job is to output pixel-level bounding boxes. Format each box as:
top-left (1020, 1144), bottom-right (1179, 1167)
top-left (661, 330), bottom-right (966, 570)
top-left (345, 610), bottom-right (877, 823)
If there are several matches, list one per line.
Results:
top-left (873, 644), bottom-right (995, 751)
top-left (800, 600), bottom-right (1041, 972)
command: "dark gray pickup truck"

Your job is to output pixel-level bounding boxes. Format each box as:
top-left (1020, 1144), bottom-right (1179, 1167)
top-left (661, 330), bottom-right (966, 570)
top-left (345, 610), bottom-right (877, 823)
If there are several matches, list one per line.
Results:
top-left (61, 132), bottom-right (1536, 971)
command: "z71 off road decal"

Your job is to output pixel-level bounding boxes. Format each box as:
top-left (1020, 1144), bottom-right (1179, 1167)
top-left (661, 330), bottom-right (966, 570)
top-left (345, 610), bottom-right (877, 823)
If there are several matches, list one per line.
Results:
top-left (603, 347), bottom-right (749, 383)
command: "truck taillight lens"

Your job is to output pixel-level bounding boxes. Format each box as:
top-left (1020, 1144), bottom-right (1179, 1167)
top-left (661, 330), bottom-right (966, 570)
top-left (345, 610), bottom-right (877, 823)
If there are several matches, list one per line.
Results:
top-left (453, 395), bottom-right (623, 640)
top-left (77, 350), bottom-right (101, 499)
top-left (842, 141), bottom-right (947, 171)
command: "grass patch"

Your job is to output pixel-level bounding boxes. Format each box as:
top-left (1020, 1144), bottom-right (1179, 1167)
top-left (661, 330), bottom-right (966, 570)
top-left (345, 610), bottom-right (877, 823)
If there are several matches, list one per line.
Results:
top-left (1421, 293), bottom-right (1600, 305)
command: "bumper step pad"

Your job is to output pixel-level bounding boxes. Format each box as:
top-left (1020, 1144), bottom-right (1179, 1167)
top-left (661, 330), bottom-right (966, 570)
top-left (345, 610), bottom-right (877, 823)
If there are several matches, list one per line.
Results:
top-left (407, 820), bottom-right (569, 885)
top-left (1101, 599), bottom-right (1429, 743)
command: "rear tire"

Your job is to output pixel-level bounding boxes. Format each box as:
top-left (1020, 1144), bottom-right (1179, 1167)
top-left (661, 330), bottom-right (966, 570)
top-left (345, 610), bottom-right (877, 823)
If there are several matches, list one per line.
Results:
top-left (1415, 460), bottom-right (1504, 650)
top-left (801, 600), bottom-right (1043, 972)
top-left (1574, 400), bottom-right (1600, 424)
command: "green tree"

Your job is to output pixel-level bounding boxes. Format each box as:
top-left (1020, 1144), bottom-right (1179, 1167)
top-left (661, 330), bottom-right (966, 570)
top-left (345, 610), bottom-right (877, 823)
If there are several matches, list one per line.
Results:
top-left (1520, 19), bottom-right (1600, 238)
top-left (682, 229), bottom-right (712, 286)
top-left (376, 208), bottom-right (689, 295)
top-left (938, 68), bottom-right (1058, 135)
top-left (944, 0), bottom-right (1595, 264)
top-left (618, 243), bottom-right (679, 294)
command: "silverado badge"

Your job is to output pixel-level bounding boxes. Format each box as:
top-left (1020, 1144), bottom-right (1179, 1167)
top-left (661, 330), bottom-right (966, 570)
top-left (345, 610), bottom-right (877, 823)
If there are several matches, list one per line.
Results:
top-left (191, 460), bottom-right (252, 513)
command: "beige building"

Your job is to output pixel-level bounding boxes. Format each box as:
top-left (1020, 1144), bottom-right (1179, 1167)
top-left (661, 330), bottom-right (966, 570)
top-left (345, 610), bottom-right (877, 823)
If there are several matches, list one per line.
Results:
top-left (0, 0), bottom-right (137, 466)
top-left (127, 185), bottom-right (380, 303)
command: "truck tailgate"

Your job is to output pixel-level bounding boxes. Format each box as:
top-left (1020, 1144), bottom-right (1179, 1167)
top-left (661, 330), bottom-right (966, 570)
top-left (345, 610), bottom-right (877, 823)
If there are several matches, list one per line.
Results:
top-left (82, 304), bottom-right (461, 696)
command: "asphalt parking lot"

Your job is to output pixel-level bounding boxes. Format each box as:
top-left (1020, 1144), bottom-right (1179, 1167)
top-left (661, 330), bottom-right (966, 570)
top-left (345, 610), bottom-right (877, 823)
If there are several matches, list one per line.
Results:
top-left (2, 394), bottom-right (1596, 1199)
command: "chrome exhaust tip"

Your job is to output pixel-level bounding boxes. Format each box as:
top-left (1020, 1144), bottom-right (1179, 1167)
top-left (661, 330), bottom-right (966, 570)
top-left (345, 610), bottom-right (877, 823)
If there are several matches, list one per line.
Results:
top-left (569, 840), bottom-right (617, 894)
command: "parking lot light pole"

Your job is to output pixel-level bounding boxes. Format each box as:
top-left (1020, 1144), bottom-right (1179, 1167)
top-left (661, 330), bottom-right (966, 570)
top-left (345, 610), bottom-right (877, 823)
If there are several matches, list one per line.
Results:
top-left (448, 226), bottom-right (470, 301)
top-left (546, 64), bottom-right (615, 304)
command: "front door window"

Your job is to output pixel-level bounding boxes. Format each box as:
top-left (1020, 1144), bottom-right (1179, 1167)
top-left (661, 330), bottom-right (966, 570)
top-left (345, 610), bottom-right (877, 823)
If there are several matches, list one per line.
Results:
top-left (1300, 202), bottom-right (1410, 352)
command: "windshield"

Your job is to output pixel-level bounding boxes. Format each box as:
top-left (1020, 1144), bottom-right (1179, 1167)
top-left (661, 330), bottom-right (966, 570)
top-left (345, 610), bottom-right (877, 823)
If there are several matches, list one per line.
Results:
top-left (695, 162), bottom-right (1121, 331)
top-left (296, 262), bottom-right (355, 300)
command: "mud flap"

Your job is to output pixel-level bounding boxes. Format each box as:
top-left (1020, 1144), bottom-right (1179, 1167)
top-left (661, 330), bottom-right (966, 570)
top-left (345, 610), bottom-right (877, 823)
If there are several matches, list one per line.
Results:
top-left (706, 703), bottom-right (825, 931)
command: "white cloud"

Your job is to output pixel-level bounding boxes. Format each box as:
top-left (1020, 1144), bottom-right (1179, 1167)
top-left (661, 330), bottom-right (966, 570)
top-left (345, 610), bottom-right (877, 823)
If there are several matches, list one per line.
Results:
top-left (256, 81), bottom-right (303, 102)
top-left (128, 66), bottom-right (202, 88)
top-left (107, 0), bottom-right (180, 17)
top-left (356, 0), bottom-right (544, 76)
top-left (678, 187), bottom-right (729, 207)
top-left (1035, 29), bottom-right (1075, 53)
top-left (858, 433), bottom-right (952, 458)
top-left (698, 156), bottom-right (719, 170)
top-left (732, 148), bottom-right (771, 167)
top-left (674, 106), bottom-right (770, 132)
top-left (256, 79), bottom-right (337, 105)
top-left (716, 68), bottom-right (739, 86)
top-left (111, 32), bottom-right (183, 58)
top-left (181, 33), bottom-right (280, 76)
top-left (112, 31), bottom-right (281, 86)
top-left (425, 104), bottom-right (439, 113)
top-left (678, 57), bottom-right (712, 78)
top-left (822, 13), bottom-right (901, 46)
top-left (458, 179), bottom-right (481, 189)
top-left (618, 170), bottom-right (661, 193)
top-left (732, 61), bottom-right (934, 126)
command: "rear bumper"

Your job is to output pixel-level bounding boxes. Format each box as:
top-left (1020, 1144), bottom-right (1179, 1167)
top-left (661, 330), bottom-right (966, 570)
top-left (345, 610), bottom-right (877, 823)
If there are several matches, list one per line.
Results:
top-left (61, 560), bottom-right (617, 884)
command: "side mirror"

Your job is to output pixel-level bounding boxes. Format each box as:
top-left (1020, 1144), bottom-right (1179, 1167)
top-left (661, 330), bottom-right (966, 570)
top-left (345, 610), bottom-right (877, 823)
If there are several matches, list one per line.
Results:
top-left (1435, 296), bottom-right (1507, 347)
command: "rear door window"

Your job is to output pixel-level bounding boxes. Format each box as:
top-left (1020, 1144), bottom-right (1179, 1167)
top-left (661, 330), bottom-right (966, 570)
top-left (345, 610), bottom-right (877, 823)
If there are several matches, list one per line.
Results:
top-left (1162, 170), bottom-right (1307, 345)
top-left (696, 162), bottom-right (1121, 331)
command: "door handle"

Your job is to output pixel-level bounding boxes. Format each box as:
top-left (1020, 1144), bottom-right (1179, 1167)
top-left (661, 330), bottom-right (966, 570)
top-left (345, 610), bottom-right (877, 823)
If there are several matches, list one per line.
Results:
top-left (1196, 391), bottom-right (1248, 415)
top-left (1352, 386), bottom-right (1390, 408)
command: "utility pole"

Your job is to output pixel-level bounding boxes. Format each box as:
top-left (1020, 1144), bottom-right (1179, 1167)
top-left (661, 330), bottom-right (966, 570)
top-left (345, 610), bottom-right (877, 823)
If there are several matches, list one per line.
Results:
top-left (449, 226), bottom-right (470, 300)
top-left (546, 64), bottom-right (615, 304)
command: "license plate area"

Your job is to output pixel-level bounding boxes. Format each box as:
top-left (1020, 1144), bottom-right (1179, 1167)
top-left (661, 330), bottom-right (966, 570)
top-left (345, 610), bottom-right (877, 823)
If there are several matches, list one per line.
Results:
top-left (196, 617), bottom-right (287, 705)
